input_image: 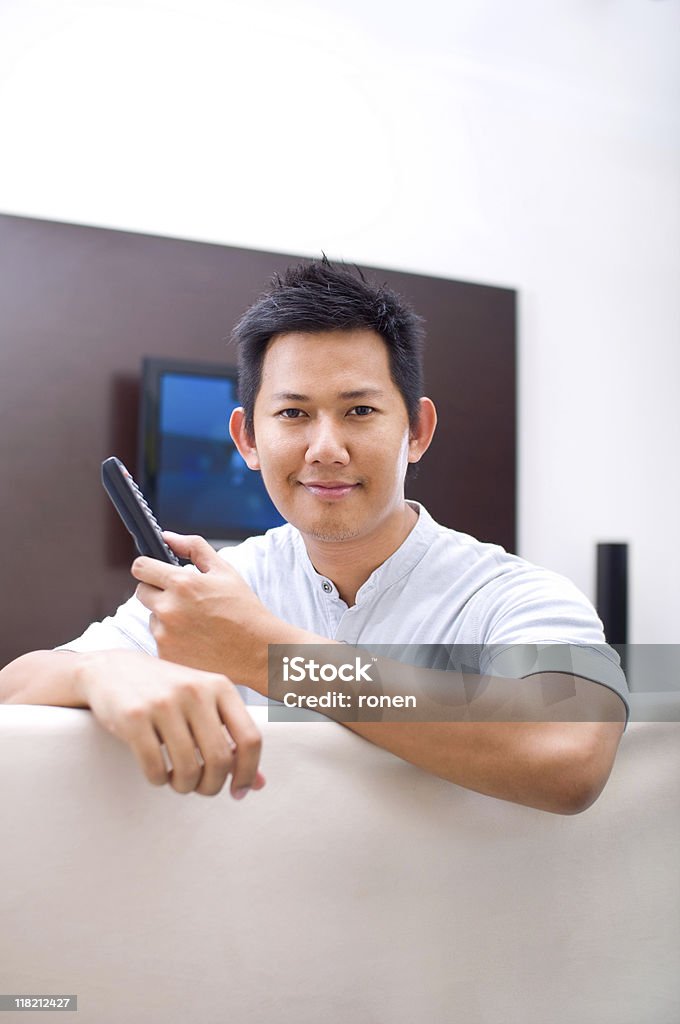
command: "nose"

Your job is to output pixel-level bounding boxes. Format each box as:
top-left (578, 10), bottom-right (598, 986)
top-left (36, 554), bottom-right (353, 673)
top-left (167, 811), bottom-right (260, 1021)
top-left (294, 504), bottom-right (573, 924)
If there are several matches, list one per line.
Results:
top-left (304, 415), bottom-right (350, 466)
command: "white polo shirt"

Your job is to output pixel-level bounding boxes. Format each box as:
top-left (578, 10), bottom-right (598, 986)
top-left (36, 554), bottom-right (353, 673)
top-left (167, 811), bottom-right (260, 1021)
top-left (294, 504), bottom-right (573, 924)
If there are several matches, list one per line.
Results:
top-left (57, 502), bottom-right (629, 722)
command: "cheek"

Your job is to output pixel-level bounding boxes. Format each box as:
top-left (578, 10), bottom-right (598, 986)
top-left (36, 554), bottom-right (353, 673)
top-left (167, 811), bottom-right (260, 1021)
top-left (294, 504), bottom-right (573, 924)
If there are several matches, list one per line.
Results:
top-left (253, 428), bottom-right (300, 477)
top-left (372, 429), bottom-right (410, 466)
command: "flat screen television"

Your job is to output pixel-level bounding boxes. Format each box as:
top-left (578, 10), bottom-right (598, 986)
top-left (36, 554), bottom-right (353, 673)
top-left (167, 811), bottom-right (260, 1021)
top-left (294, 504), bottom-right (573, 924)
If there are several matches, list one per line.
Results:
top-left (137, 357), bottom-right (285, 543)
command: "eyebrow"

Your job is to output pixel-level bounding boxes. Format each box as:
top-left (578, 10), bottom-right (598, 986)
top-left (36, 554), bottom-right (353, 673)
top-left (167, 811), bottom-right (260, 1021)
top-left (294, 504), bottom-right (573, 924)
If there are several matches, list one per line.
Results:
top-left (270, 388), bottom-right (386, 402)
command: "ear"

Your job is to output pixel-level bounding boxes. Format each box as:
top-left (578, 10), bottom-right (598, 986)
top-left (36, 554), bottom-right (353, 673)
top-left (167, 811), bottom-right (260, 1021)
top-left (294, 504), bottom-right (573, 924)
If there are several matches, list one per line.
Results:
top-left (229, 407), bottom-right (261, 470)
top-left (407, 397), bottom-right (437, 464)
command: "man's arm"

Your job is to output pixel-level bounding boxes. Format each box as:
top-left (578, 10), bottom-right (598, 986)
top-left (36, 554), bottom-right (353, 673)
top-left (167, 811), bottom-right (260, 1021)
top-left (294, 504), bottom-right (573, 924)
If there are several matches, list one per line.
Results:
top-left (133, 535), bottom-right (626, 815)
top-left (344, 715), bottom-right (624, 815)
top-left (0, 650), bottom-right (89, 708)
top-left (0, 649), bottom-right (265, 799)
top-left (265, 645), bottom-right (626, 815)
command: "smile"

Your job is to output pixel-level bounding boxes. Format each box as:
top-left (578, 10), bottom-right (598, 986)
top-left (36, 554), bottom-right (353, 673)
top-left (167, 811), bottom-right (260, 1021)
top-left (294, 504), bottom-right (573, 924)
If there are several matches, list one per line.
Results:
top-left (301, 482), bottom-right (359, 501)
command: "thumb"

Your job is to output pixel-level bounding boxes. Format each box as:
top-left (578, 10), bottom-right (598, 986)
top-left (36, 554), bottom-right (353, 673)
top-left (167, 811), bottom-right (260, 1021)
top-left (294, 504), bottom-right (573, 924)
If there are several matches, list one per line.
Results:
top-left (162, 532), bottom-right (220, 573)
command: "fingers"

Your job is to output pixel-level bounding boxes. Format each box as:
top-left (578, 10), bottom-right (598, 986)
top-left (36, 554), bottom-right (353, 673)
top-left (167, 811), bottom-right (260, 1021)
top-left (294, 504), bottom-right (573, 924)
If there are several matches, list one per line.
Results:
top-left (121, 677), bottom-right (264, 800)
top-left (215, 686), bottom-right (264, 799)
top-left (123, 715), bottom-right (172, 788)
top-left (126, 704), bottom-right (204, 794)
top-left (182, 708), bottom-right (237, 797)
top-left (162, 532), bottom-right (220, 573)
top-left (131, 556), bottom-right (183, 590)
top-left (134, 581), bottom-right (162, 613)
top-left (132, 535), bottom-right (220, 608)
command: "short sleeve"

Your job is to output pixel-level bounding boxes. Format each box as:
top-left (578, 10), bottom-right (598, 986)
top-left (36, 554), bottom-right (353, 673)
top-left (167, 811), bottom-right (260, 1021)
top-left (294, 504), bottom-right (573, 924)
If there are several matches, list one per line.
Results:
top-left (54, 594), bottom-right (157, 656)
top-left (481, 642), bottom-right (630, 726)
top-left (474, 565), bottom-right (631, 727)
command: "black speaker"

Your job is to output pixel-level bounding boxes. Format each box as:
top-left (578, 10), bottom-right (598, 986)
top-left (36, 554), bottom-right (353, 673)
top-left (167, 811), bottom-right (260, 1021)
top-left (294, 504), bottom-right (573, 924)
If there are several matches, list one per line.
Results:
top-left (596, 543), bottom-right (628, 664)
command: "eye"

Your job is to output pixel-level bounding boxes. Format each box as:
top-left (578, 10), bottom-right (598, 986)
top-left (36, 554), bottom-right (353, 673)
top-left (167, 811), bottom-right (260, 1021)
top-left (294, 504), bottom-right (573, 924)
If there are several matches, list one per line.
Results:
top-left (349, 406), bottom-right (375, 417)
top-left (278, 408), bottom-right (306, 419)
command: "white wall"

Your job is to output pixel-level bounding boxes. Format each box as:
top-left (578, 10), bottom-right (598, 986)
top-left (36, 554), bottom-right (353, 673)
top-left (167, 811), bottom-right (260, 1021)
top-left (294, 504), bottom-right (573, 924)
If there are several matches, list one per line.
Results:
top-left (1, 0), bottom-right (678, 642)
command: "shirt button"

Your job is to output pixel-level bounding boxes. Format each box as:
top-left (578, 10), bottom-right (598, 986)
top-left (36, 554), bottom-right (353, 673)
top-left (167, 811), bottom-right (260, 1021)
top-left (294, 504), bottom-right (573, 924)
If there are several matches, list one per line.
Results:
top-left (321, 580), bottom-right (333, 594)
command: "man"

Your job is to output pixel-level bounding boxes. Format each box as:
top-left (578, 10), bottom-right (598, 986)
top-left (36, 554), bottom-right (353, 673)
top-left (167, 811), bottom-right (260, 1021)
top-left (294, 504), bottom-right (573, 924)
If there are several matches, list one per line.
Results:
top-left (0, 259), bottom-right (628, 813)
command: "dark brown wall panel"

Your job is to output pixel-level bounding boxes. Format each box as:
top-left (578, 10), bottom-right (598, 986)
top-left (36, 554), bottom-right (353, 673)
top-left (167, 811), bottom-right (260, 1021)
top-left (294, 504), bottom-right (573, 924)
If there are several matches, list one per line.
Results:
top-left (0, 213), bottom-right (515, 666)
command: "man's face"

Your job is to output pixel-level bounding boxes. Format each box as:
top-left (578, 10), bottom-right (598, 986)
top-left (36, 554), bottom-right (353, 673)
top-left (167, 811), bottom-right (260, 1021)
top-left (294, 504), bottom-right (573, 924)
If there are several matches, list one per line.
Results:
top-left (232, 329), bottom-right (424, 545)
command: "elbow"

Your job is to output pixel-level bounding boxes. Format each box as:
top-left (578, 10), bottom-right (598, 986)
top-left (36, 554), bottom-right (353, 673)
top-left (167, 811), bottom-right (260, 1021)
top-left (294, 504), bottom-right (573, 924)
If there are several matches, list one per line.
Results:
top-left (527, 721), bottom-right (623, 816)
top-left (557, 780), bottom-right (607, 816)
top-left (527, 772), bottom-right (605, 817)
top-left (552, 727), bottom-right (622, 816)
top-left (525, 779), bottom-right (604, 817)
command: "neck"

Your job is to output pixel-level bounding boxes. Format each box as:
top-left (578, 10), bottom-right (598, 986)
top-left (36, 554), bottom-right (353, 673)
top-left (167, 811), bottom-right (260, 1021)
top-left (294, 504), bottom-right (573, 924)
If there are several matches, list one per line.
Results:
top-left (301, 502), bottom-right (418, 607)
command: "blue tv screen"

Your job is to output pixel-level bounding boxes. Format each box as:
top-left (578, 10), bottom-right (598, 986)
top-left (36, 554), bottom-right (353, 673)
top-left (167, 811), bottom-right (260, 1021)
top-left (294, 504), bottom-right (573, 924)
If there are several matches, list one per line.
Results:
top-left (139, 358), bottom-right (284, 541)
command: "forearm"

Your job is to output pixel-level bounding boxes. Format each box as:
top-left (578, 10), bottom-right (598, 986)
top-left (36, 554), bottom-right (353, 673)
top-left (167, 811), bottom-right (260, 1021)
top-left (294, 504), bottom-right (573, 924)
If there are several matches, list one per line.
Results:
top-left (266, 642), bottom-right (625, 814)
top-left (345, 718), bottom-right (612, 814)
top-left (0, 650), bottom-right (91, 708)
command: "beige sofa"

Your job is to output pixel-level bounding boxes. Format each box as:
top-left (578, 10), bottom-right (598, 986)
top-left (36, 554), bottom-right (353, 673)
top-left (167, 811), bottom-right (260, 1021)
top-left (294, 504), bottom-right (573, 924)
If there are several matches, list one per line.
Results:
top-left (1, 696), bottom-right (678, 1024)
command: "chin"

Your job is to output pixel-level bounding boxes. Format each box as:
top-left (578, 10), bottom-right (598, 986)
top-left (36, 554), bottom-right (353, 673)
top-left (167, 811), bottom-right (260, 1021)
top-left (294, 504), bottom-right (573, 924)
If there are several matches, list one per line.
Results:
top-left (290, 506), bottom-right (365, 544)
top-left (306, 524), bottom-right (363, 543)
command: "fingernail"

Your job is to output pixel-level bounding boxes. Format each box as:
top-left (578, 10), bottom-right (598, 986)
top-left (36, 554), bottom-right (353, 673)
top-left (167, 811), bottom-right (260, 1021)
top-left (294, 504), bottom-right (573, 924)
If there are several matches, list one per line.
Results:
top-left (233, 786), bottom-right (250, 800)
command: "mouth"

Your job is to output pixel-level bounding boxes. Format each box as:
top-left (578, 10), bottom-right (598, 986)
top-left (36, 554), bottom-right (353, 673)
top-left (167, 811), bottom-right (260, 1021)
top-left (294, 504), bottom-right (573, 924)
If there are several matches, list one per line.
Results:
top-left (300, 481), bottom-right (359, 501)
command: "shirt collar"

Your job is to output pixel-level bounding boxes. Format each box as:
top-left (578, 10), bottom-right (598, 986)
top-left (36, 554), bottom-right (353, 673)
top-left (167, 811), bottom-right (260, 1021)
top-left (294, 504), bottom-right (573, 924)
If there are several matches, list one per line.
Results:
top-left (292, 500), bottom-right (440, 604)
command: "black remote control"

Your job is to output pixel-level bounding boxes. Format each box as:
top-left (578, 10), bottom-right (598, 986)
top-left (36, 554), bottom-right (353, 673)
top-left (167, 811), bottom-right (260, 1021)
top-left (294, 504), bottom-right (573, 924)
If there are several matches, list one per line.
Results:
top-left (101, 456), bottom-right (181, 565)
